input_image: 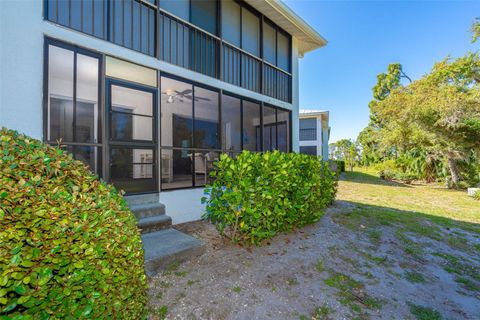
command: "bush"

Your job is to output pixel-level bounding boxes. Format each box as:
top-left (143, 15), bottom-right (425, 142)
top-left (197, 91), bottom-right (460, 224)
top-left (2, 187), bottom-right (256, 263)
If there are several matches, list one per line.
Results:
top-left (335, 160), bottom-right (346, 172)
top-left (202, 151), bottom-right (337, 245)
top-left (474, 190), bottom-right (480, 200)
top-left (0, 128), bottom-right (146, 319)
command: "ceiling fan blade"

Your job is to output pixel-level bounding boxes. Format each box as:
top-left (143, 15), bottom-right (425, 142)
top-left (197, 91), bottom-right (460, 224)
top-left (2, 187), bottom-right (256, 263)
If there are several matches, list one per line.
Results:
top-left (176, 89), bottom-right (192, 95)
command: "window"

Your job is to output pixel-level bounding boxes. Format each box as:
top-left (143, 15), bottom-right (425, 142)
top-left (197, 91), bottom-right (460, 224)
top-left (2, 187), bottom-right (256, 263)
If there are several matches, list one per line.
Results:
top-left (160, 0), bottom-right (190, 21)
top-left (242, 100), bottom-right (261, 151)
top-left (161, 77), bottom-right (193, 148)
top-left (263, 22), bottom-right (276, 65)
top-left (221, 0), bottom-right (241, 47)
top-left (300, 146), bottom-right (317, 156)
top-left (277, 108), bottom-right (290, 152)
top-left (263, 105), bottom-right (277, 151)
top-left (277, 31), bottom-right (290, 72)
top-left (262, 19), bottom-right (291, 72)
top-left (109, 147), bottom-right (156, 193)
top-left (161, 0), bottom-right (218, 35)
top-left (191, 0), bottom-right (218, 35)
top-left (194, 87), bottom-right (219, 149)
top-left (241, 8), bottom-right (260, 56)
top-left (300, 118), bottom-right (317, 141)
top-left (45, 41), bottom-right (102, 175)
top-left (160, 75), bottom-right (220, 190)
top-left (221, 94), bottom-right (241, 151)
top-left (106, 56), bottom-right (157, 88)
top-left (111, 85), bottom-right (154, 142)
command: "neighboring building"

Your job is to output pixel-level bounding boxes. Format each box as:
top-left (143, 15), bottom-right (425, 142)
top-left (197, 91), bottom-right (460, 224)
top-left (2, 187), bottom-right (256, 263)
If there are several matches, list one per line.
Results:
top-left (299, 109), bottom-right (330, 160)
top-left (0, 0), bottom-right (326, 224)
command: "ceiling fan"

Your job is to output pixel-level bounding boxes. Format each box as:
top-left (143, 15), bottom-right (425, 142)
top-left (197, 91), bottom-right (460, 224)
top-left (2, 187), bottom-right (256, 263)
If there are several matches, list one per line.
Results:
top-left (161, 89), bottom-right (211, 103)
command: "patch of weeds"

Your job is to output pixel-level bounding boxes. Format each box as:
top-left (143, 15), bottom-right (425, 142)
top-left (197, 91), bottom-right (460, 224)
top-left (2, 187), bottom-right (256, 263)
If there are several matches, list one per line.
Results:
top-left (271, 287), bottom-right (277, 292)
top-left (409, 303), bottom-right (442, 320)
top-left (287, 277), bottom-right (299, 286)
top-left (174, 271), bottom-right (189, 277)
top-left (243, 260), bottom-right (252, 268)
top-left (396, 231), bottom-right (424, 259)
top-left (433, 252), bottom-right (480, 280)
top-left (186, 279), bottom-right (197, 286)
top-left (163, 261), bottom-right (182, 276)
top-left (361, 251), bottom-right (388, 265)
top-left (473, 243), bottom-right (480, 252)
top-left (151, 305), bottom-right (168, 320)
top-left (446, 235), bottom-right (469, 252)
top-left (368, 229), bottom-right (382, 245)
top-left (311, 304), bottom-right (334, 320)
top-left (158, 281), bottom-right (171, 289)
top-left (404, 271), bottom-right (425, 284)
top-left (232, 286), bottom-right (241, 293)
top-left (455, 276), bottom-right (480, 292)
top-left (176, 292), bottom-right (186, 301)
top-left (316, 259), bottom-right (325, 272)
top-left (154, 291), bottom-right (163, 300)
top-left (324, 272), bottom-right (382, 313)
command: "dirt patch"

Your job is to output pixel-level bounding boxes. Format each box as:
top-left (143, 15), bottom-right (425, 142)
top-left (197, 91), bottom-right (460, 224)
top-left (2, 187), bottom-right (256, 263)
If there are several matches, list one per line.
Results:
top-left (148, 200), bottom-right (480, 319)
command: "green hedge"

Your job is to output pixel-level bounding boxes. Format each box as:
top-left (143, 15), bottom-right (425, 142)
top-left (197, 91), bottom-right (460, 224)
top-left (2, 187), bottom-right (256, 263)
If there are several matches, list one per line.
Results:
top-left (0, 128), bottom-right (146, 319)
top-left (202, 151), bottom-right (338, 245)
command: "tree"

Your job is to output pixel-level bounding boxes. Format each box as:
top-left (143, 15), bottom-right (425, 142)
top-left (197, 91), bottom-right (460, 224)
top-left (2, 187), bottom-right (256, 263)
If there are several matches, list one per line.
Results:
top-left (374, 53), bottom-right (480, 186)
top-left (330, 139), bottom-right (358, 171)
top-left (472, 17), bottom-right (480, 43)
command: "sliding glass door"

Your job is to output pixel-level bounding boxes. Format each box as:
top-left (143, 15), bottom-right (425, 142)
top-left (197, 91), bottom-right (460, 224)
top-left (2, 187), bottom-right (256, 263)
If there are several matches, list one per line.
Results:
top-left (106, 80), bottom-right (158, 194)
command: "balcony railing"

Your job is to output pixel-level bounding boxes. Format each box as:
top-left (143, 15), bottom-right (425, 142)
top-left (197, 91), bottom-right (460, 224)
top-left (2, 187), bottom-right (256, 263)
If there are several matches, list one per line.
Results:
top-left (44, 0), bottom-right (292, 103)
top-left (159, 11), bottom-right (220, 79)
top-left (300, 128), bottom-right (317, 141)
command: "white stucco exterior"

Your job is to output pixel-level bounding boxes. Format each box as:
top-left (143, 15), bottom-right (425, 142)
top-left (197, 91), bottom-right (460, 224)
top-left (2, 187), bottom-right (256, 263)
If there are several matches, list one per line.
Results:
top-left (0, 1), bottom-right (324, 224)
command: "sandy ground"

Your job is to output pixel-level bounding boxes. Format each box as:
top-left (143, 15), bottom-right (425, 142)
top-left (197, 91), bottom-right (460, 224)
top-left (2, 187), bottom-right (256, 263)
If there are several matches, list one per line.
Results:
top-left (148, 200), bottom-right (480, 320)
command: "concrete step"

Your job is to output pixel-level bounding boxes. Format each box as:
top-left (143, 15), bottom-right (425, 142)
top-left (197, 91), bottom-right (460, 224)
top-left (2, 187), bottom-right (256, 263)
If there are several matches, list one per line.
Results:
top-left (138, 214), bottom-right (172, 234)
top-left (142, 229), bottom-right (205, 277)
top-left (129, 202), bottom-right (166, 219)
top-left (125, 193), bottom-right (159, 206)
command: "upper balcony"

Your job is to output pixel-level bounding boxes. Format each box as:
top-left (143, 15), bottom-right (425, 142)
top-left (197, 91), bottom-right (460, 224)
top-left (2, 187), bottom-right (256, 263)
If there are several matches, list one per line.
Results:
top-left (43, 0), bottom-right (326, 104)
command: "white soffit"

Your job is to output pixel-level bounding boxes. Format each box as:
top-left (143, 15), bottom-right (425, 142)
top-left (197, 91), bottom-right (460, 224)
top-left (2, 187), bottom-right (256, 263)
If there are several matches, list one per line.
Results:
top-left (244, 0), bottom-right (327, 55)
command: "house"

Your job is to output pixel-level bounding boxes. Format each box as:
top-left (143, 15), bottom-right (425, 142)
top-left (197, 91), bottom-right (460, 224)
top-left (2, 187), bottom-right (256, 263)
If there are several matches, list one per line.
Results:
top-left (0, 0), bottom-right (326, 225)
top-left (299, 109), bottom-right (330, 160)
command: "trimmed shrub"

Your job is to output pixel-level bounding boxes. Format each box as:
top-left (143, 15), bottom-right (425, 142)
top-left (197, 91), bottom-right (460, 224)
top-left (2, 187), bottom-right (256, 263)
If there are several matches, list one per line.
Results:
top-left (0, 128), bottom-right (146, 319)
top-left (202, 151), bottom-right (338, 245)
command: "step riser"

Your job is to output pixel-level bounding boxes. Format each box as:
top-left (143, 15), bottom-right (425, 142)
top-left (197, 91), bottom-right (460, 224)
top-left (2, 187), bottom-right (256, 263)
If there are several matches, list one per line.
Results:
top-left (124, 193), bottom-right (160, 206)
top-left (132, 205), bottom-right (166, 219)
top-left (138, 217), bottom-right (172, 234)
top-left (144, 244), bottom-right (205, 277)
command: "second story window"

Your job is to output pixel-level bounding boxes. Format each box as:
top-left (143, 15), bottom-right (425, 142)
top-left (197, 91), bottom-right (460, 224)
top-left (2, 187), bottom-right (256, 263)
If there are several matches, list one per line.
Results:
top-left (263, 20), bottom-right (291, 72)
top-left (160, 0), bottom-right (218, 35)
top-left (300, 118), bottom-right (317, 141)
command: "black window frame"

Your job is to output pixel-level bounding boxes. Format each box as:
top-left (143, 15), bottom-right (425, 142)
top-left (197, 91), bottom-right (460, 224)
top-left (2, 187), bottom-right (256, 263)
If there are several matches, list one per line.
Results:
top-left (43, 37), bottom-right (104, 177)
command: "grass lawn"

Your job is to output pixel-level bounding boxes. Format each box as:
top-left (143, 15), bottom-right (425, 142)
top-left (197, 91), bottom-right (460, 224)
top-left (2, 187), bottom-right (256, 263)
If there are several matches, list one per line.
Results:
top-left (148, 168), bottom-right (480, 320)
top-left (338, 168), bottom-right (480, 226)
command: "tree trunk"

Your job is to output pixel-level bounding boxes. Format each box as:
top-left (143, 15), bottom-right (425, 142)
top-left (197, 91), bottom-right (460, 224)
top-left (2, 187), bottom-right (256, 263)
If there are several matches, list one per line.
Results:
top-left (447, 156), bottom-right (460, 187)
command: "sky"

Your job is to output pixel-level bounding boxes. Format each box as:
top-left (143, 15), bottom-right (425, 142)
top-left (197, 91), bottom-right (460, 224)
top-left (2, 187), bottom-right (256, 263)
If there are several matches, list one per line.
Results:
top-left (283, 0), bottom-right (480, 143)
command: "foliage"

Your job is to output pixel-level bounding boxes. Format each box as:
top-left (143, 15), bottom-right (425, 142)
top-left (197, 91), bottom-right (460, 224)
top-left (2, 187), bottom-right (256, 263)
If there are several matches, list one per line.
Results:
top-left (409, 304), bottom-right (443, 320)
top-left (472, 17), bottom-right (480, 43)
top-left (358, 52), bottom-right (480, 188)
top-left (0, 128), bottom-right (147, 319)
top-left (201, 151), bottom-right (337, 245)
top-left (474, 190), bottom-right (480, 200)
top-left (329, 139), bottom-right (358, 171)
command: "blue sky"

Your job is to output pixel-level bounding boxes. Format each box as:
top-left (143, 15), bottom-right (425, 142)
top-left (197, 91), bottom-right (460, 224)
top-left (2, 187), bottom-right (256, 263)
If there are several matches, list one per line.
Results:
top-left (284, 0), bottom-right (479, 143)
